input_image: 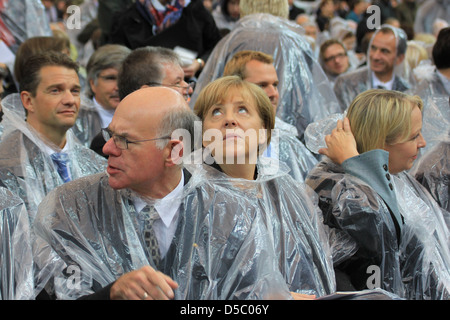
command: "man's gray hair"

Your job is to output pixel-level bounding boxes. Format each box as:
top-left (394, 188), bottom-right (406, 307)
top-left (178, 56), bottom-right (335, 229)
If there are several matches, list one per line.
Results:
top-left (155, 107), bottom-right (200, 156)
top-left (86, 44), bottom-right (131, 98)
top-left (118, 46), bottom-right (183, 100)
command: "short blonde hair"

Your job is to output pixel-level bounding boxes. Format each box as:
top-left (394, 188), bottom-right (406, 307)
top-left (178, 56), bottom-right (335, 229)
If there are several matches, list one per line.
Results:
top-left (223, 50), bottom-right (274, 79)
top-left (347, 89), bottom-right (423, 153)
top-left (239, 0), bottom-right (289, 19)
top-left (193, 76), bottom-right (275, 146)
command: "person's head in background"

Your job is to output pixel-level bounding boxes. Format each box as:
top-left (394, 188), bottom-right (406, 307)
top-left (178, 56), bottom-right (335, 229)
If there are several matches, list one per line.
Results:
top-left (86, 44), bottom-right (131, 112)
top-left (319, 39), bottom-right (350, 78)
top-left (347, 89), bottom-right (425, 174)
top-left (368, 25), bottom-right (407, 82)
top-left (223, 50), bottom-right (279, 110)
top-left (118, 46), bottom-right (193, 102)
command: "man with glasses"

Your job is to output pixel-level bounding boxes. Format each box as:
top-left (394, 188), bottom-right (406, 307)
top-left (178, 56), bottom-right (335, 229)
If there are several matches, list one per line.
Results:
top-left (74, 44), bottom-right (130, 148)
top-left (33, 86), bottom-right (296, 300)
top-left (319, 39), bottom-right (351, 87)
top-left (90, 46), bottom-right (193, 157)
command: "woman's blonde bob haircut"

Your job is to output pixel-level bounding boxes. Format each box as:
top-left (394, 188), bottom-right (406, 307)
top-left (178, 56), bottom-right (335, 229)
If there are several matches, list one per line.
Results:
top-left (347, 89), bottom-right (423, 154)
top-left (193, 75), bottom-right (275, 147)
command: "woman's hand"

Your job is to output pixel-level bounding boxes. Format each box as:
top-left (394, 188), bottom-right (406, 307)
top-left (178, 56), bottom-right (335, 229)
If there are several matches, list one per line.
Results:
top-left (318, 117), bottom-right (359, 165)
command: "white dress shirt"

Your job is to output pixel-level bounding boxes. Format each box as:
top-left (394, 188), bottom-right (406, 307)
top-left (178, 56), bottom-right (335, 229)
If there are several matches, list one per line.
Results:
top-left (132, 170), bottom-right (184, 258)
top-left (372, 71), bottom-right (395, 90)
top-left (93, 97), bottom-right (115, 128)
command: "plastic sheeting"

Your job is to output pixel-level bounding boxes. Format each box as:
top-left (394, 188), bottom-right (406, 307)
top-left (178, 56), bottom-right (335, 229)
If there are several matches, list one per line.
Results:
top-left (410, 136), bottom-right (450, 213)
top-left (307, 157), bottom-right (450, 299)
top-left (0, 0), bottom-right (52, 52)
top-left (304, 114), bottom-right (450, 299)
top-left (71, 95), bottom-right (102, 148)
top-left (0, 186), bottom-right (34, 300)
top-left (262, 117), bottom-right (318, 183)
top-left (190, 13), bottom-right (341, 139)
top-left (0, 93), bottom-right (107, 222)
top-left (33, 157), bottom-right (336, 300)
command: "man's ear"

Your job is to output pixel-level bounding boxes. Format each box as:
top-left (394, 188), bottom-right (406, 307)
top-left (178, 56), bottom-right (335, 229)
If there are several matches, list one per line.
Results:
top-left (20, 91), bottom-right (34, 114)
top-left (165, 139), bottom-right (184, 167)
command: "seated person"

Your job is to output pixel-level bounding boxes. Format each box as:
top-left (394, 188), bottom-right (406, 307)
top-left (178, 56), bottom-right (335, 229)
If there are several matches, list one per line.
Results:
top-left (0, 51), bottom-right (106, 222)
top-left (305, 89), bottom-right (450, 299)
top-left (33, 86), bottom-right (299, 300)
top-left (223, 50), bottom-right (318, 182)
top-left (193, 76), bottom-right (336, 298)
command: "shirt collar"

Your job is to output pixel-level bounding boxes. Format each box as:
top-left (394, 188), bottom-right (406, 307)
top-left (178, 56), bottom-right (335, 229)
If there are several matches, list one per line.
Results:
top-left (371, 71), bottom-right (395, 90)
top-left (93, 97), bottom-right (115, 128)
top-left (133, 170), bottom-right (184, 227)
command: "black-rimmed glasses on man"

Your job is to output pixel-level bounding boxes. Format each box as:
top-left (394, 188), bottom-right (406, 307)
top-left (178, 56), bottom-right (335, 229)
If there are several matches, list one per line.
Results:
top-left (101, 128), bottom-right (171, 150)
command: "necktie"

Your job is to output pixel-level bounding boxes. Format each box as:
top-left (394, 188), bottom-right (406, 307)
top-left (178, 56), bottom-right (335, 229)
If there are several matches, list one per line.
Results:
top-left (51, 152), bottom-right (71, 183)
top-left (140, 205), bottom-right (161, 266)
top-left (377, 85), bottom-right (385, 89)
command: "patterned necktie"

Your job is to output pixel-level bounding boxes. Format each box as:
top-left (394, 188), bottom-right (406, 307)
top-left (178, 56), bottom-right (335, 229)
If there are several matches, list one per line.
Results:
top-left (140, 205), bottom-right (161, 266)
top-left (51, 152), bottom-right (71, 183)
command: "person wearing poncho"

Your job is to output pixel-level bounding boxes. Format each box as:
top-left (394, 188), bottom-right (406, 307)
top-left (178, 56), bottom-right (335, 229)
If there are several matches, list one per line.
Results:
top-left (33, 86), bottom-right (303, 300)
top-left (0, 52), bottom-right (106, 223)
top-left (305, 89), bottom-right (450, 299)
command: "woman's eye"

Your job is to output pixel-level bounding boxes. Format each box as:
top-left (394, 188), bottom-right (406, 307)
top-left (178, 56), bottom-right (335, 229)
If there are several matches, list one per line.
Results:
top-left (211, 108), bottom-right (222, 116)
top-left (238, 106), bottom-right (248, 113)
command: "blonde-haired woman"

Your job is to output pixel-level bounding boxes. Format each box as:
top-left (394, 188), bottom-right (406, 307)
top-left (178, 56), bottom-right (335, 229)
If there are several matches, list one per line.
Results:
top-left (306, 89), bottom-right (450, 299)
top-left (193, 76), bottom-right (336, 299)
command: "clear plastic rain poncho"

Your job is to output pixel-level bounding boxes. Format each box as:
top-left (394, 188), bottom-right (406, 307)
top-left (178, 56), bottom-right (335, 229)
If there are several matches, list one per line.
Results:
top-left (0, 186), bottom-right (34, 300)
top-left (262, 117), bottom-right (318, 183)
top-left (0, 0), bottom-right (52, 52)
top-left (190, 13), bottom-right (341, 139)
top-left (71, 95), bottom-right (102, 148)
top-left (333, 24), bottom-right (411, 111)
top-left (33, 156), bottom-right (336, 300)
top-left (410, 132), bottom-right (450, 213)
top-left (0, 93), bottom-right (107, 222)
top-left (304, 114), bottom-right (450, 300)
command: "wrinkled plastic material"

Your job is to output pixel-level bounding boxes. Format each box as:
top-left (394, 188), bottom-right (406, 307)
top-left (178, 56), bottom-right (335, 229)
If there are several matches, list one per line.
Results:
top-left (410, 135), bottom-right (450, 213)
top-left (307, 159), bottom-right (450, 299)
top-left (0, 187), bottom-right (34, 300)
top-left (0, 93), bottom-right (107, 222)
top-left (333, 25), bottom-right (411, 111)
top-left (414, 69), bottom-right (450, 154)
top-left (190, 13), bottom-right (341, 138)
top-left (72, 95), bottom-right (102, 148)
top-left (263, 117), bottom-right (318, 182)
top-left (305, 114), bottom-right (450, 299)
top-left (33, 157), bottom-right (336, 299)
top-left (0, 0), bottom-right (52, 52)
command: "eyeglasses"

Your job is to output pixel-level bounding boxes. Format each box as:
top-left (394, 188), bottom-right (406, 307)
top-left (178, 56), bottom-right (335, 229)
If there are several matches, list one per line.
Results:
top-left (98, 75), bottom-right (118, 82)
top-left (323, 52), bottom-right (347, 63)
top-left (145, 81), bottom-right (196, 91)
top-left (101, 128), bottom-right (171, 150)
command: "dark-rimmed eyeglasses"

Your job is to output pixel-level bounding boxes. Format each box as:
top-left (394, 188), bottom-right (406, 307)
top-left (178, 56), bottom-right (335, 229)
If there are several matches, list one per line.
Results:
top-left (101, 128), bottom-right (171, 150)
top-left (323, 52), bottom-right (347, 63)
